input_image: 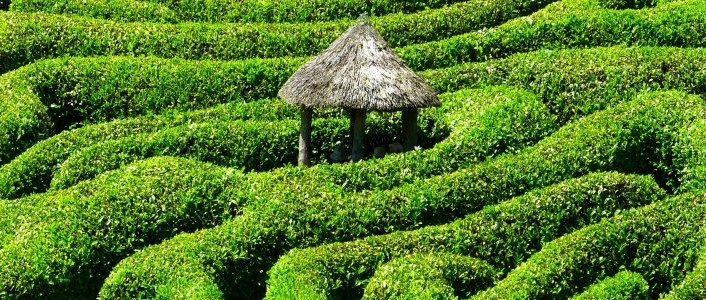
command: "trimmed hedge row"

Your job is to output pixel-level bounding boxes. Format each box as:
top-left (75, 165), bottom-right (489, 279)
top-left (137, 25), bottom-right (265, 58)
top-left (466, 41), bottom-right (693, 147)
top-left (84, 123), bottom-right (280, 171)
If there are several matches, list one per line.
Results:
top-left (661, 240), bottom-right (706, 299)
top-left (0, 0), bottom-right (555, 73)
top-left (673, 119), bottom-right (706, 193)
top-left (6, 45), bottom-right (706, 197)
top-left (4, 43), bottom-right (706, 169)
top-left (3, 0), bottom-right (705, 75)
top-left (570, 271), bottom-right (649, 300)
top-left (0, 156), bottom-right (244, 298)
top-left (49, 86), bottom-right (553, 192)
top-left (0, 86), bottom-right (553, 297)
top-left (0, 56), bottom-right (303, 166)
top-left (398, 0), bottom-right (706, 70)
top-left (0, 98), bottom-right (301, 200)
top-left (49, 115), bottom-right (412, 190)
top-left (361, 253), bottom-right (497, 300)
top-left (471, 192), bottom-right (706, 299)
top-left (13, 0), bottom-right (470, 23)
top-left (265, 172), bottom-right (662, 300)
top-left (98, 91), bottom-right (699, 298)
top-left (9, 0), bottom-right (179, 23)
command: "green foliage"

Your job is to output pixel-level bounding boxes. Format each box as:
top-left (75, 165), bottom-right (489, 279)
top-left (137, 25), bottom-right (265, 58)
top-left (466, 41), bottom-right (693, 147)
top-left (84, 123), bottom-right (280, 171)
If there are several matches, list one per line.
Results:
top-left (399, 0), bottom-right (706, 70)
top-left (472, 192), bottom-right (706, 299)
top-left (6, 46), bottom-right (706, 197)
top-left (0, 0), bottom-right (554, 73)
top-left (13, 0), bottom-right (471, 23)
top-left (661, 241), bottom-right (706, 299)
top-left (265, 172), bottom-right (663, 299)
top-left (361, 253), bottom-right (497, 300)
top-left (0, 156), bottom-right (242, 298)
top-left (0, 98), bottom-right (299, 200)
top-left (570, 271), bottom-right (649, 300)
top-left (99, 91), bottom-right (699, 298)
top-left (9, 0), bottom-right (179, 23)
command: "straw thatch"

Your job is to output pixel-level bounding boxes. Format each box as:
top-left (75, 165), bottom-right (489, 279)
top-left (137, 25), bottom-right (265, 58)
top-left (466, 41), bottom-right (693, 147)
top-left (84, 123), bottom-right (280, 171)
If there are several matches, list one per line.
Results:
top-left (278, 21), bottom-right (439, 111)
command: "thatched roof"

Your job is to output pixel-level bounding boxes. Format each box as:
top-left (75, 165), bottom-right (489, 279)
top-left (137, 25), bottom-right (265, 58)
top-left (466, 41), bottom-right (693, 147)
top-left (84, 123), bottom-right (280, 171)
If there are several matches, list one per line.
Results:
top-left (278, 21), bottom-right (440, 111)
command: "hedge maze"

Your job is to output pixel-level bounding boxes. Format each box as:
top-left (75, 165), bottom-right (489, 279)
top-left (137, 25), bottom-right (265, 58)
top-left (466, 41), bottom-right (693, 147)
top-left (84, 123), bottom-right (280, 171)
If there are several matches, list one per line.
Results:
top-left (1, 0), bottom-right (706, 298)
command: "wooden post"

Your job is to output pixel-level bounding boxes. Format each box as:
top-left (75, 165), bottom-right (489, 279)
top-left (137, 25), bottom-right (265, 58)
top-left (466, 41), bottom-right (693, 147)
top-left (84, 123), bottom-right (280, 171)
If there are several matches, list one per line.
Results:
top-left (350, 109), bottom-right (366, 162)
top-left (298, 107), bottom-right (313, 167)
top-left (402, 108), bottom-right (419, 151)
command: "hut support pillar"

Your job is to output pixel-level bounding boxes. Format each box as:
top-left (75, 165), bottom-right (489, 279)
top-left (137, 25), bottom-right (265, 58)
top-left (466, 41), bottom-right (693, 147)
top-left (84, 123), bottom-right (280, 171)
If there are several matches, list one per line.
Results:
top-left (298, 107), bottom-right (313, 167)
top-left (402, 108), bottom-right (419, 151)
top-left (351, 109), bottom-right (366, 162)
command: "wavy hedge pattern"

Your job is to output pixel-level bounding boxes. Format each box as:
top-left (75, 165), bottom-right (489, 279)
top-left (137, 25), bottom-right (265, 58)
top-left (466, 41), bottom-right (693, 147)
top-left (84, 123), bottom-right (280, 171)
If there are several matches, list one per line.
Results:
top-left (1, 0), bottom-right (706, 298)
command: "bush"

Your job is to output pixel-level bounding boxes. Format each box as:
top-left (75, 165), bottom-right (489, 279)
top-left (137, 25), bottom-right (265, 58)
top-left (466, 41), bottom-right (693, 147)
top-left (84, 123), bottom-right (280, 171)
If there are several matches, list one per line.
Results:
top-left (49, 86), bottom-right (554, 192)
top-left (570, 271), bottom-right (649, 300)
top-left (0, 156), bottom-right (243, 298)
top-left (0, 0), bottom-right (554, 73)
top-left (361, 253), bottom-right (497, 300)
top-left (398, 0), bottom-right (706, 70)
top-left (6, 46), bottom-right (706, 195)
top-left (672, 119), bottom-right (706, 192)
top-left (0, 98), bottom-right (300, 200)
top-left (661, 242), bottom-right (706, 299)
top-left (49, 116), bottom-right (412, 189)
top-left (0, 85), bottom-right (556, 298)
top-left (265, 172), bottom-right (663, 299)
top-left (99, 91), bottom-right (699, 299)
top-left (12, 0), bottom-right (472, 23)
top-left (9, 0), bottom-right (179, 23)
top-left (472, 192), bottom-right (706, 299)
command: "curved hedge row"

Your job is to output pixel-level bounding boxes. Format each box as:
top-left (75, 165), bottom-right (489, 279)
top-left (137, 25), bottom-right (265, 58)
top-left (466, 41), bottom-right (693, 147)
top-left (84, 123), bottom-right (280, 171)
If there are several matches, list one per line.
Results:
top-left (570, 271), bottom-right (649, 300)
top-left (49, 115), bottom-right (411, 190)
top-left (0, 0), bottom-right (554, 73)
top-left (0, 85), bottom-right (555, 297)
top-left (9, 0), bottom-right (179, 23)
top-left (661, 240), bottom-right (706, 299)
top-left (398, 0), bottom-right (706, 70)
top-left (0, 156), bottom-right (243, 298)
top-left (2, 0), bottom-right (704, 74)
top-left (0, 97), bottom-right (301, 200)
top-left (265, 172), bottom-right (663, 299)
top-left (361, 253), bottom-right (497, 300)
top-left (49, 86), bottom-right (552, 192)
top-left (5, 46), bottom-right (706, 198)
top-left (98, 91), bottom-right (700, 298)
top-left (472, 192), bottom-right (706, 299)
top-left (11, 0), bottom-right (471, 23)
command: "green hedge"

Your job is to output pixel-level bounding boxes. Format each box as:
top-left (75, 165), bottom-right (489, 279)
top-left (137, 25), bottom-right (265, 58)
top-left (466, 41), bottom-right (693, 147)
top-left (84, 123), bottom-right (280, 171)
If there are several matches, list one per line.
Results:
top-left (661, 240), bottom-right (706, 299)
top-left (0, 86), bottom-right (553, 298)
top-left (673, 119), bottom-right (706, 192)
top-left (570, 271), bottom-right (649, 300)
top-left (9, 0), bottom-right (179, 23)
top-left (12, 0), bottom-right (472, 23)
top-left (3, 0), bottom-right (705, 74)
top-left (361, 253), bottom-right (497, 300)
top-left (49, 115), bottom-right (412, 190)
top-left (472, 192), bottom-right (706, 299)
top-left (49, 86), bottom-right (553, 192)
top-left (0, 98), bottom-right (300, 200)
top-left (0, 0), bottom-right (554, 73)
top-left (398, 0), bottom-right (706, 70)
top-left (265, 172), bottom-right (663, 300)
top-left (98, 91), bottom-right (700, 298)
top-left (6, 46), bottom-right (706, 197)
top-left (4, 44), bottom-right (706, 169)
top-left (0, 156), bottom-right (244, 298)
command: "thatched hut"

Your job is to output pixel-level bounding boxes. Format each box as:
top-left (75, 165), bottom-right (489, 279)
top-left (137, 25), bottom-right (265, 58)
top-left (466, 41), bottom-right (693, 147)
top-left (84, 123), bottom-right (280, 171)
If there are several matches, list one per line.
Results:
top-left (278, 20), bottom-right (439, 166)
